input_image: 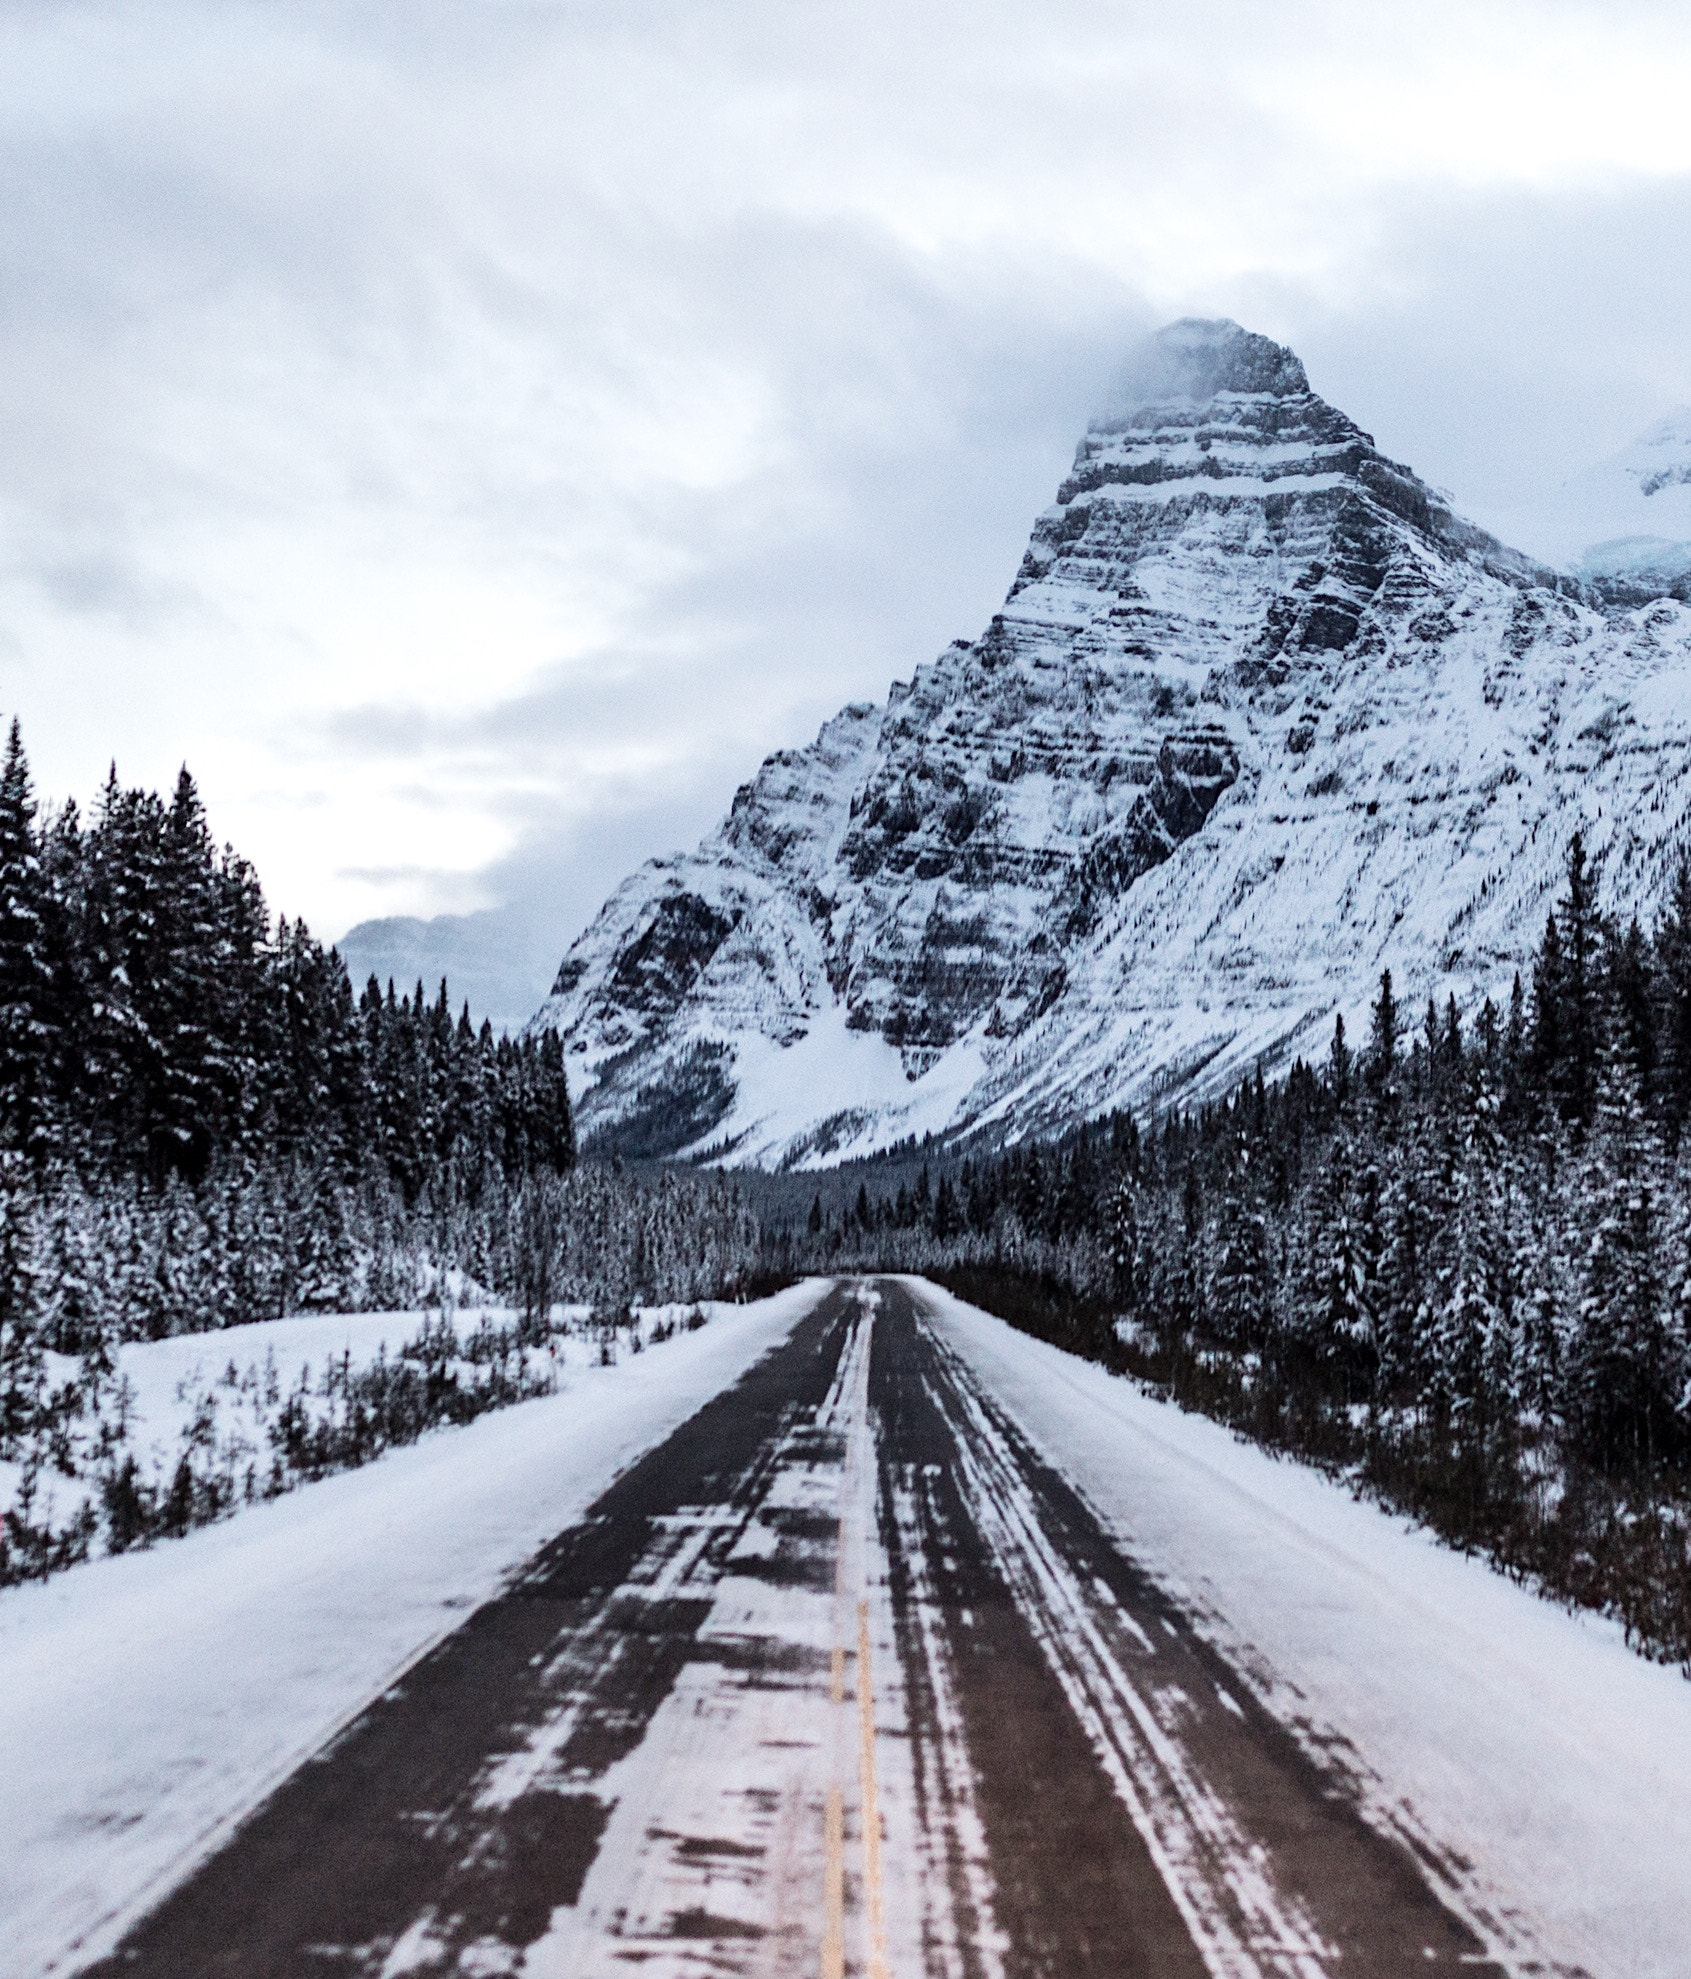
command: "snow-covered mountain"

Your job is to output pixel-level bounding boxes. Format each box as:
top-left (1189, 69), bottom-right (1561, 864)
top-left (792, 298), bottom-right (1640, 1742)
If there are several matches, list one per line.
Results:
top-left (531, 320), bottom-right (1691, 1164)
top-left (338, 909), bottom-right (561, 1036)
top-left (1545, 409), bottom-right (1691, 605)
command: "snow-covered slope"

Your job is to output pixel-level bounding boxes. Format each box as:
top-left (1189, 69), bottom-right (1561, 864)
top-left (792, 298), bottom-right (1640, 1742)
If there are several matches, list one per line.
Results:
top-left (531, 320), bottom-right (1691, 1164)
top-left (1517, 408), bottom-right (1691, 606)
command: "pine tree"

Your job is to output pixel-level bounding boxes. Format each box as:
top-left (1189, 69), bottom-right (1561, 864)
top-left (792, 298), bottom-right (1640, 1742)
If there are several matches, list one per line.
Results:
top-left (1654, 856), bottom-right (1691, 1144)
top-left (1329, 1012), bottom-right (1352, 1112)
top-left (0, 1155), bottom-right (42, 1459)
top-left (1378, 1111), bottom-right (1444, 1395)
top-left (0, 723), bottom-right (58, 1160)
top-left (35, 1169), bottom-right (106, 1355)
top-left (1532, 910), bottom-right (1566, 1105)
top-left (1105, 1177), bottom-right (1141, 1309)
top-left (1564, 1042), bottom-right (1682, 1467)
top-left (1609, 917), bottom-right (1656, 1109)
top-left (1298, 1141), bottom-right (1378, 1396)
top-left (1559, 833), bottom-right (1602, 1127)
top-left (1443, 995), bottom-right (1464, 1078)
top-left (1210, 1141), bottom-right (1271, 1348)
top-left (1425, 1091), bottom-right (1515, 1436)
top-left (1421, 996), bottom-right (1447, 1105)
top-left (1366, 967), bottom-right (1398, 1099)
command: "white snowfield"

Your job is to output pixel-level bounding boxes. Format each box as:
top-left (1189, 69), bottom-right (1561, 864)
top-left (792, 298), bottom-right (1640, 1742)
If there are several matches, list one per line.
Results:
top-left (0, 1283), bottom-right (829, 1979)
top-left (3, 1279), bottom-right (1689, 1978)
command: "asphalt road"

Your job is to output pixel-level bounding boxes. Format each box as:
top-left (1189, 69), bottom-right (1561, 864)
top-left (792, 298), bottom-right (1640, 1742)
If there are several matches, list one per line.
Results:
top-left (83, 1278), bottom-right (1513, 1978)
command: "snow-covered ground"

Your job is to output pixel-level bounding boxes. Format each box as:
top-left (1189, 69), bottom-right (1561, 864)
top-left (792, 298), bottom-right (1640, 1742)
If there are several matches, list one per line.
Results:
top-left (10, 1274), bottom-right (1691, 1978)
top-left (920, 1280), bottom-right (1691, 1979)
top-left (102, 1297), bottom-right (699, 1486)
top-left (3, 1298), bottom-right (721, 1562)
top-left (0, 1280), bottom-right (828, 1979)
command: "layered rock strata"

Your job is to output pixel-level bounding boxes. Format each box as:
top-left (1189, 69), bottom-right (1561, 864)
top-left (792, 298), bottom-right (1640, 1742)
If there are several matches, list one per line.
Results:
top-left (532, 320), bottom-right (1691, 1163)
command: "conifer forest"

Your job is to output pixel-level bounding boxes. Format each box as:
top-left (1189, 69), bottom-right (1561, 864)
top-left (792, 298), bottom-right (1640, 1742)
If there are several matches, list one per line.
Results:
top-left (768, 835), bottom-right (1691, 1666)
top-left (0, 723), bottom-right (761, 1581)
top-left (5, 713), bottom-right (1691, 1669)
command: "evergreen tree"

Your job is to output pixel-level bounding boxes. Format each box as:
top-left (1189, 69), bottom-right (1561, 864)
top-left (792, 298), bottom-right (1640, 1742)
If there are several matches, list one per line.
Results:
top-left (1210, 1142), bottom-right (1271, 1348)
top-left (0, 1156), bottom-right (41, 1458)
top-left (1328, 1012), bottom-right (1352, 1112)
top-left (1105, 1177), bottom-right (1141, 1308)
top-left (1564, 1047), bottom-right (1682, 1467)
top-left (1532, 910), bottom-right (1566, 1105)
top-left (1610, 917), bottom-right (1656, 1104)
top-left (0, 724), bottom-right (58, 1160)
top-left (1366, 967), bottom-right (1398, 1097)
top-left (1654, 856), bottom-right (1691, 1144)
top-left (1298, 1141), bottom-right (1377, 1395)
top-left (1558, 833), bottom-right (1602, 1126)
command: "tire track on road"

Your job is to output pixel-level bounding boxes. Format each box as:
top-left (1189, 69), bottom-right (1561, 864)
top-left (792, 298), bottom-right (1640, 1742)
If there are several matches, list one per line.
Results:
top-left (70, 1275), bottom-right (1548, 1978)
top-left (81, 1287), bottom-right (854, 1979)
top-left (882, 1278), bottom-right (1517, 1978)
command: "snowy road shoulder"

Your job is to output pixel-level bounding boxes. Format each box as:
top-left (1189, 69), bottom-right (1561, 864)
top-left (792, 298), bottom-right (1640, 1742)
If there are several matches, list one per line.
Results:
top-left (0, 1279), bottom-right (828, 1979)
top-left (916, 1278), bottom-right (1691, 1979)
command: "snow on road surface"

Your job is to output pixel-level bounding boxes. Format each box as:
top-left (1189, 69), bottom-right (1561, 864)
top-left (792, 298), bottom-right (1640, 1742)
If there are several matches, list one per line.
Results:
top-left (6, 1276), bottom-right (1691, 1979)
top-left (920, 1280), bottom-right (1691, 1979)
top-left (0, 1282), bottom-right (829, 1979)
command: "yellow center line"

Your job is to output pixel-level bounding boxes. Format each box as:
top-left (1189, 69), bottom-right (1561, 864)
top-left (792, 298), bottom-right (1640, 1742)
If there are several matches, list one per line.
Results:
top-left (821, 1298), bottom-right (891, 1979)
top-left (858, 1598), bottom-right (890, 1979)
top-left (822, 1397), bottom-right (852, 1979)
top-left (821, 1785), bottom-right (845, 1979)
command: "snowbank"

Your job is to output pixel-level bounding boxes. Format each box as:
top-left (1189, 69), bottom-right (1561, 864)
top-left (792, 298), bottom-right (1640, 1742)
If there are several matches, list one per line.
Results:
top-left (918, 1279), bottom-right (1691, 1979)
top-left (4, 1299), bottom-right (721, 1573)
top-left (101, 1298), bottom-right (702, 1490)
top-left (0, 1280), bottom-right (827, 1979)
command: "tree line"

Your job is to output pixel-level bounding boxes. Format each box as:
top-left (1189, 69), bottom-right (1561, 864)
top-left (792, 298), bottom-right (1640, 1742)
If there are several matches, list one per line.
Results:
top-left (0, 722), bottom-right (772, 1583)
top-left (774, 835), bottom-right (1691, 1666)
top-left (0, 721), bottom-right (573, 1190)
top-left (11, 692), bottom-right (1690, 1668)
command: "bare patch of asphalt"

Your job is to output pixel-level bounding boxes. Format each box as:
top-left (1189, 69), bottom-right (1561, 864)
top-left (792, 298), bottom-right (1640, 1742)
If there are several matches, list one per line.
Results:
top-left (874, 1277), bottom-right (1517, 1978)
top-left (80, 1287), bottom-right (858, 1979)
top-left (79, 1278), bottom-right (1536, 1977)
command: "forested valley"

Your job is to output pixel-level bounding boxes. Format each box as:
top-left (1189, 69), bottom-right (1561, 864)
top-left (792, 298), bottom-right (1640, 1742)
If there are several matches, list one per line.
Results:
top-left (767, 836), bottom-right (1691, 1666)
top-left (0, 723), bottom-right (762, 1581)
top-left (7, 703), bottom-right (1691, 1672)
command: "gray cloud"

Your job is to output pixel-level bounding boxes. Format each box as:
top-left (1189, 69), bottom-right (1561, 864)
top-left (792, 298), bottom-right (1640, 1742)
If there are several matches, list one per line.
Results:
top-left (1283, 179), bottom-right (1691, 544)
top-left (3, 0), bottom-right (1691, 1023)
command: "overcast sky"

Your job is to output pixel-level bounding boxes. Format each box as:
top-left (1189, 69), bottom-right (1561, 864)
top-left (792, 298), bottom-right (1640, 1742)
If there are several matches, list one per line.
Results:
top-left (4, 0), bottom-right (1691, 1015)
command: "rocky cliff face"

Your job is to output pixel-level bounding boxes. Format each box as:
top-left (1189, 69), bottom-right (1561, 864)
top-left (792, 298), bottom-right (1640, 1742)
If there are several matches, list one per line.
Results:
top-left (531, 320), bottom-right (1691, 1164)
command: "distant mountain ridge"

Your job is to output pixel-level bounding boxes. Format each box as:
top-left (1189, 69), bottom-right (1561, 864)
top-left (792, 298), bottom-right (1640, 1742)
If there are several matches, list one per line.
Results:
top-left (337, 910), bottom-right (563, 1037)
top-left (530, 319), bottom-right (1691, 1164)
top-left (1557, 408), bottom-right (1691, 606)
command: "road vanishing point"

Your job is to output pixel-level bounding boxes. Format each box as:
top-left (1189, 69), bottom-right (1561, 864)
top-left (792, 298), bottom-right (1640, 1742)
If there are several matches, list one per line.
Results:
top-left (82, 1279), bottom-right (1514, 1979)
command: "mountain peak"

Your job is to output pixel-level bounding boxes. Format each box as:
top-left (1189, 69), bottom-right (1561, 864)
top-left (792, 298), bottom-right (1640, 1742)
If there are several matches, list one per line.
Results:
top-left (1093, 319), bottom-right (1310, 431)
top-left (535, 328), bottom-right (1687, 1167)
